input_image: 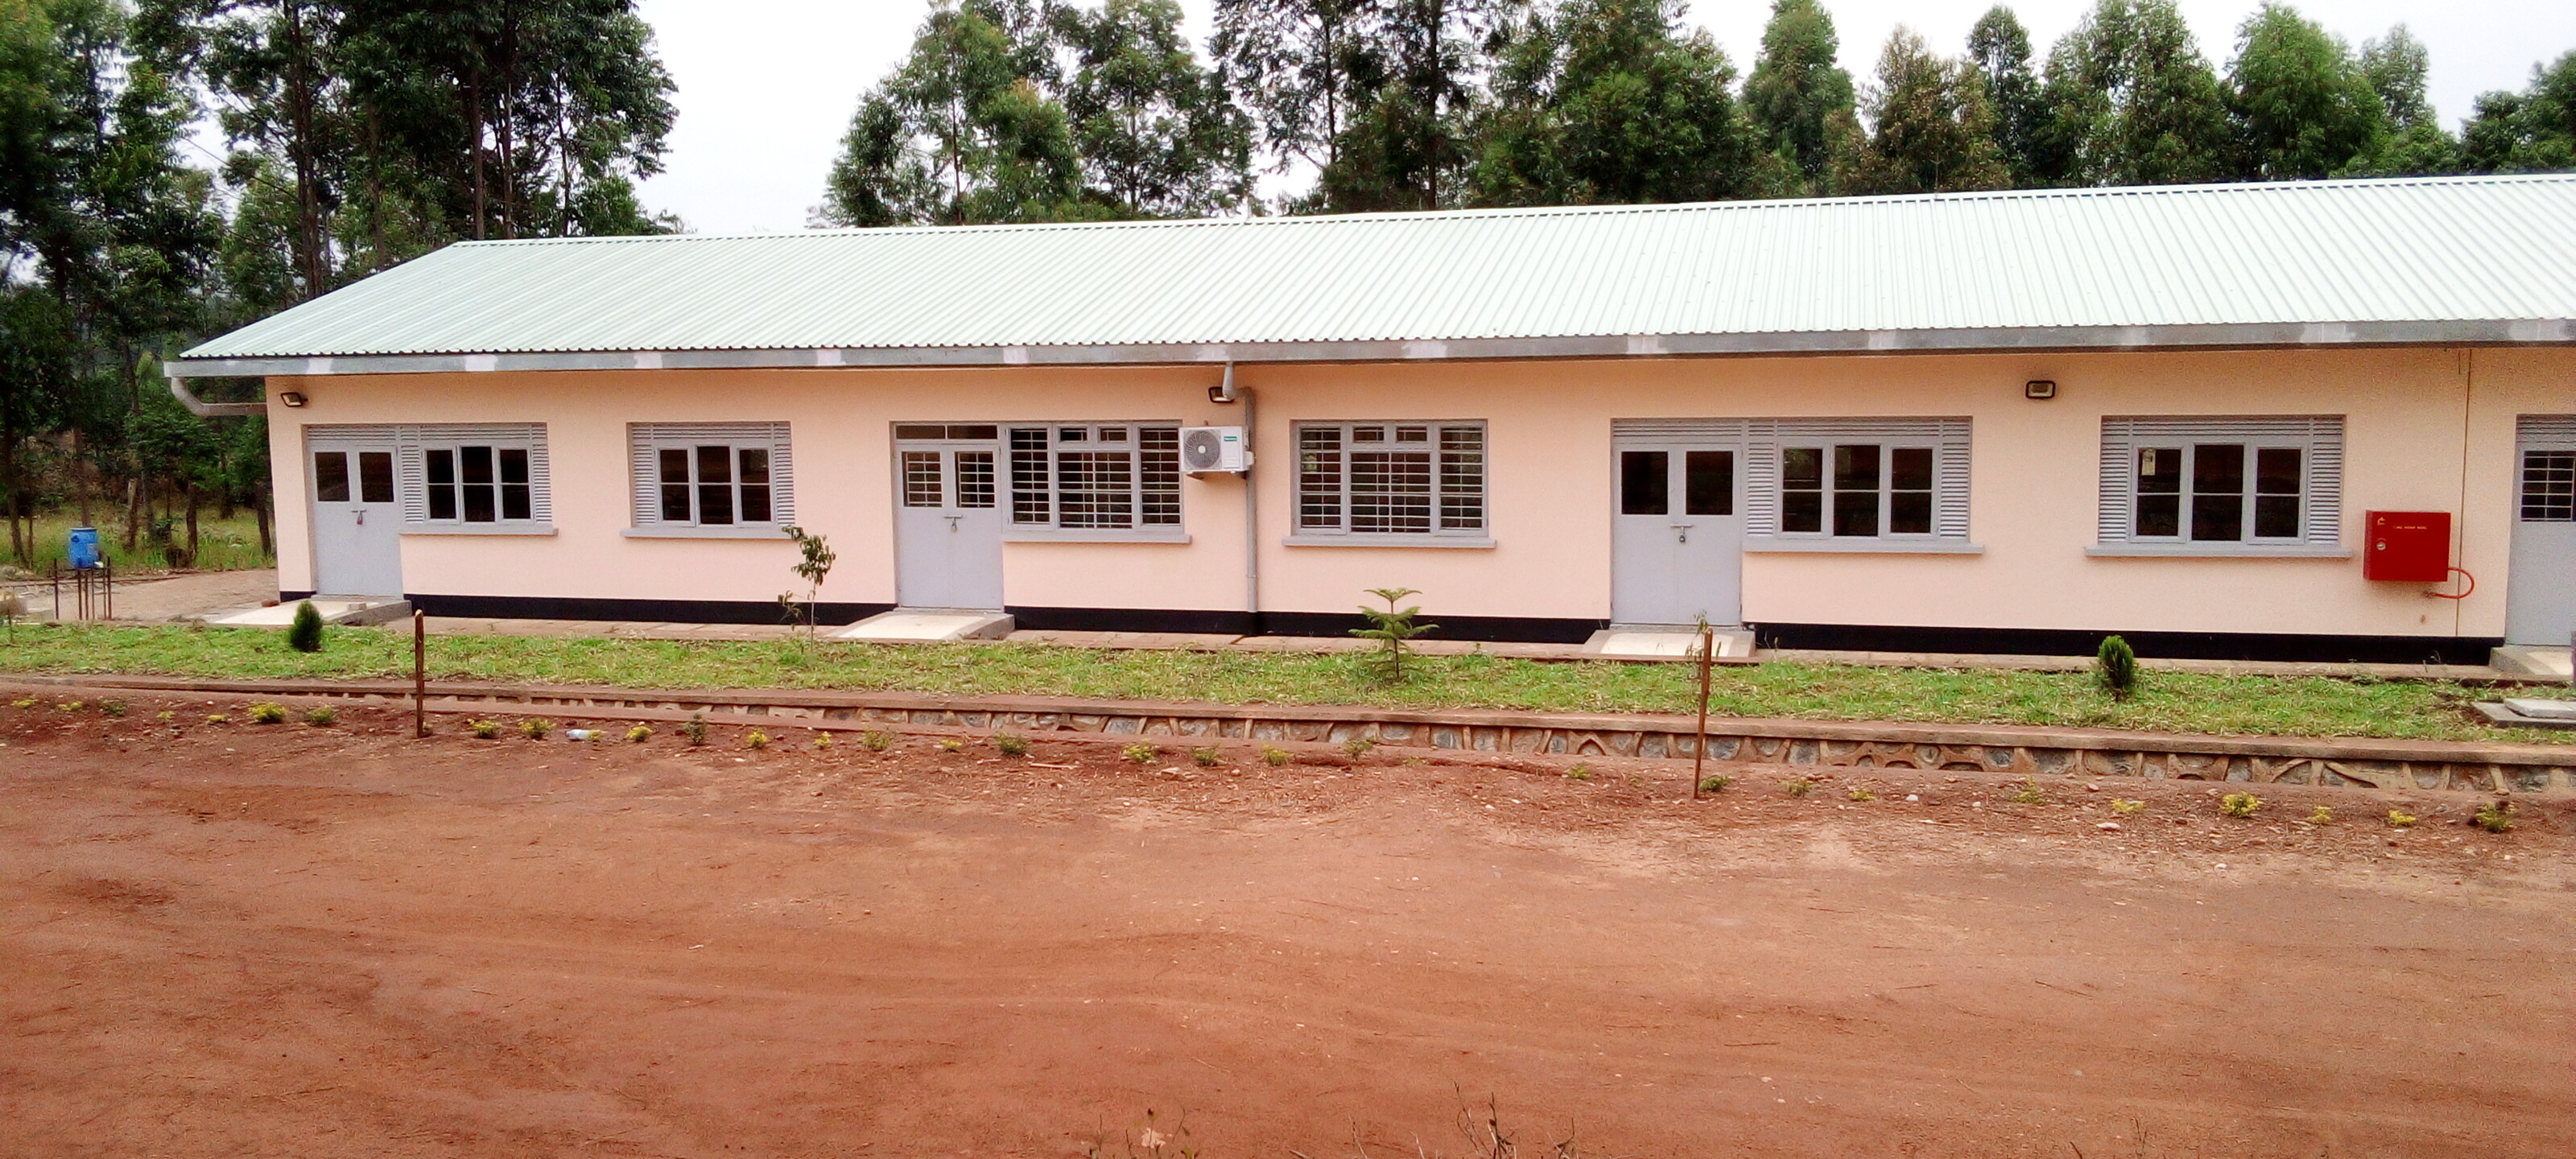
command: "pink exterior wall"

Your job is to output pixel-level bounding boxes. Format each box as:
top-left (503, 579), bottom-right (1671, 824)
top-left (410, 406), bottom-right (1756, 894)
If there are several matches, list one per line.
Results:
top-left (264, 345), bottom-right (2572, 638)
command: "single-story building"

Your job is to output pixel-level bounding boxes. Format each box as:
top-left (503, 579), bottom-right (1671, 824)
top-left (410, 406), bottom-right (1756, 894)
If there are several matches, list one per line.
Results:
top-left (167, 175), bottom-right (2575, 662)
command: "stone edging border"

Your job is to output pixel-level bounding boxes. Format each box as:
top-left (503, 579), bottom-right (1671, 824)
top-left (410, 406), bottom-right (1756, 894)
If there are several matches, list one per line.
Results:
top-left (6, 672), bottom-right (2568, 795)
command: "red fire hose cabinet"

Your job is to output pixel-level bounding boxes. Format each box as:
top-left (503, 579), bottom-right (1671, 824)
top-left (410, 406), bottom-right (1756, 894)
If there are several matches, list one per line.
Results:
top-left (2363, 511), bottom-right (2451, 582)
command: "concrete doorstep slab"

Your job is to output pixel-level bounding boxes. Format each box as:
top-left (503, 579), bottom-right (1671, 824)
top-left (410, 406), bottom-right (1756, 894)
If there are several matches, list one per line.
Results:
top-left (2488, 645), bottom-right (2574, 680)
top-left (1583, 627), bottom-right (1757, 660)
top-left (198, 597), bottom-right (411, 629)
top-left (834, 609), bottom-right (1014, 644)
top-left (2477, 697), bottom-right (2576, 730)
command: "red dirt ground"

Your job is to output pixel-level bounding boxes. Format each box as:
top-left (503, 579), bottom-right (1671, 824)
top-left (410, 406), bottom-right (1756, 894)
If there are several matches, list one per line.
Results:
top-left (3, 686), bottom-right (2572, 1158)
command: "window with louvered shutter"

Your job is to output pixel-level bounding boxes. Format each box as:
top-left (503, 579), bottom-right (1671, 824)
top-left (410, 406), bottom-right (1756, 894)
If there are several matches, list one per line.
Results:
top-left (629, 423), bottom-right (795, 530)
top-left (1741, 418), bottom-right (1973, 551)
top-left (396, 424), bottom-right (551, 529)
top-left (2093, 416), bottom-right (2343, 555)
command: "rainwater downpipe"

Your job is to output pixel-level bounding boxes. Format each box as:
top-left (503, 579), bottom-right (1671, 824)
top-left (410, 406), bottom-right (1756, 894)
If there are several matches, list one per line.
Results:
top-left (1231, 365), bottom-right (1260, 630)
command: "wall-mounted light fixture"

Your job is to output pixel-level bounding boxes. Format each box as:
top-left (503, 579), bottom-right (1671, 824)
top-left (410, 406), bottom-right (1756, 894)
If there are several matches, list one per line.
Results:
top-left (278, 391), bottom-right (308, 408)
top-left (2024, 380), bottom-right (2057, 400)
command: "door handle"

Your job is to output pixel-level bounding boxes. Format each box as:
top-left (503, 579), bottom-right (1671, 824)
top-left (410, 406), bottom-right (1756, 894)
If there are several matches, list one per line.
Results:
top-left (1670, 522), bottom-right (1693, 542)
top-left (355, 509), bottom-right (365, 526)
top-left (945, 515), bottom-right (962, 531)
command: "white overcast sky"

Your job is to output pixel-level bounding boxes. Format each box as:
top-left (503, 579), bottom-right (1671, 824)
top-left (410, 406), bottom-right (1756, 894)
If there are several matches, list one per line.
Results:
top-left (633, 0), bottom-right (2576, 233)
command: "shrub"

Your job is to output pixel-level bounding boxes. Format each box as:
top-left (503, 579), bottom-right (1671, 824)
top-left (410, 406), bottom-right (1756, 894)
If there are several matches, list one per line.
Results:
top-left (1351, 587), bottom-right (1435, 683)
top-left (626, 723), bottom-right (654, 743)
top-left (1847, 787), bottom-right (1874, 802)
top-left (9, 699), bottom-right (33, 708)
top-left (467, 719), bottom-right (501, 739)
top-left (1191, 746), bottom-right (1221, 767)
top-left (2386, 808), bottom-right (2417, 828)
top-left (682, 712), bottom-right (708, 745)
top-left (101, 700), bottom-right (127, 717)
top-left (55, 700), bottom-right (81, 711)
top-left (2111, 798), bottom-right (2144, 815)
top-left (2008, 778), bottom-right (2046, 805)
top-left (813, 732), bottom-right (834, 749)
top-left (1781, 777), bottom-right (1814, 797)
top-left (1261, 745), bottom-right (1291, 766)
top-left (1698, 774), bottom-right (1732, 794)
top-left (861, 730), bottom-right (894, 753)
top-left (205, 713), bottom-right (230, 724)
top-left (246, 702), bottom-right (287, 724)
top-left (304, 705), bottom-right (337, 726)
top-left (520, 718), bottom-right (553, 740)
top-left (2308, 805), bottom-right (2333, 825)
top-left (745, 729), bottom-right (770, 750)
top-left (286, 600), bottom-right (324, 653)
top-left (1564, 764), bottom-right (1593, 782)
top-left (993, 733), bottom-right (1030, 757)
top-left (1122, 742), bottom-right (1158, 763)
top-left (1342, 736), bottom-right (1377, 757)
top-left (2096, 635), bottom-right (2139, 701)
top-left (2475, 801), bottom-right (2514, 833)
top-left (937, 736), bottom-right (964, 753)
top-left (2221, 792), bottom-right (2260, 819)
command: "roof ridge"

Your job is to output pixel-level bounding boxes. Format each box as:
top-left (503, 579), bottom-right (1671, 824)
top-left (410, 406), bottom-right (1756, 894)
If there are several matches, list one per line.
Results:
top-left (448, 173), bottom-right (2576, 248)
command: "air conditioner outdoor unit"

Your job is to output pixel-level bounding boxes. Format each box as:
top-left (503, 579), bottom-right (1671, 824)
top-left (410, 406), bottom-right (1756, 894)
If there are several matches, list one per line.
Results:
top-left (1180, 426), bottom-right (1252, 474)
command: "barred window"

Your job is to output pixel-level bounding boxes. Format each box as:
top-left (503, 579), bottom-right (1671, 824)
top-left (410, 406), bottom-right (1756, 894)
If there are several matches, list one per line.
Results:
top-left (2524, 451), bottom-right (2574, 522)
top-left (1294, 422), bottom-right (1487, 540)
top-left (1005, 423), bottom-right (1181, 534)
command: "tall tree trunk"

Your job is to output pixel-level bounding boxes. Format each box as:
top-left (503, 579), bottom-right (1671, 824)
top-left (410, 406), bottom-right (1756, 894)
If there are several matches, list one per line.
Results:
top-left (468, 68), bottom-right (488, 240)
top-left (285, 0), bottom-right (328, 300)
top-left (184, 483), bottom-right (200, 568)
top-left (255, 485), bottom-right (273, 558)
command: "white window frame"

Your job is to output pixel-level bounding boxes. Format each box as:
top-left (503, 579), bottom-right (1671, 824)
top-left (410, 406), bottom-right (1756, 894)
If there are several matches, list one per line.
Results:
top-left (1287, 421), bottom-right (1490, 547)
top-left (2091, 416), bottom-right (2346, 557)
top-left (1001, 422), bottom-right (1186, 542)
top-left (384, 423), bottom-right (554, 537)
top-left (1744, 418), bottom-right (1975, 554)
top-left (626, 423), bottom-right (795, 539)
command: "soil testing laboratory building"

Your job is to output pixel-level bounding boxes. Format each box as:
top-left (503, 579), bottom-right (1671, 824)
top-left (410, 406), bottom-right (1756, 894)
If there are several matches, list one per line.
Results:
top-left (167, 175), bottom-right (2576, 662)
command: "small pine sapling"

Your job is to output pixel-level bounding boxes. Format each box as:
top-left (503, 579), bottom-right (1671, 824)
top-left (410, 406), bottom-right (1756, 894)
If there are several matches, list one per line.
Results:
top-left (1848, 787), bottom-right (1875, 802)
top-left (2475, 800), bottom-right (2514, 833)
top-left (937, 736), bottom-right (964, 753)
top-left (1564, 764), bottom-right (1594, 782)
top-left (2095, 635), bottom-right (2140, 701)
top-left (2386, 807), bottom-right (2417, 828)
top-left (467, 719), bottom-right (501, 739)
top-left (1122, 742), bottom-right (1158, 763)
top-left (1342, 736), bottom-right (1377, 757)
top-left (2308, 805), bottom-right (2333, 824)
top-left (101, 700), bottom-right (127, 717)
top-left (2221, 792), bottom-right (2261, 819)
top-left (1191, 746), bottom-right (1221, 767)
top-left (1261, 745), bottom-right (1291, 766)
top-left (1781, 777), bottom-right (1815, 797)
top-left (520, 718), bottom-right (553, 739)
top-left (744, 728), bottom-right (769, 749)
top-left (861, 730), bottom-right (894, 752)
top-left (625, 723), bottom-right (654, 743)
top-left (1351, 587), bottom-right (1435, 683)
top-left (993, 734), bottom-right (1030, 757)
top-left (2008, 777), bottom-right (2046, 805)
top-left (287, 600), bottom-right (325, 653)
top-left (304, 705), bottom-right (337, 726)
top-left (247, 703), bottom-right (287, 724)
top-left (2111, 798), bottom-right (2145, 815)
top-left (813, 732), bottom-right (834, 749)
top-left (1698, 774), bottom-right (1732, 794)
top-left (682, 712), bottom-right (709, 745)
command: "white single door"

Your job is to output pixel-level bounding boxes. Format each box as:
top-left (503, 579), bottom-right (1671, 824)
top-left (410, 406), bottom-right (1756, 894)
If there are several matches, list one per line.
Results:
top-left (894, 427), bottom-right (1005, 610)
top-left (308, 441), bottom-right (403, 596)
top-left (2505, 418), bottom-right (2575, 645)
top-left (1612, 439), bottom-right (1743, 626)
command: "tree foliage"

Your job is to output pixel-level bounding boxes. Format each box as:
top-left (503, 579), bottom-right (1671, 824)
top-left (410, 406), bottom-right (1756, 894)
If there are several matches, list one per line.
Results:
top-left (1470, 0), bottom-right (1752, 207)
top-left (2224, 2), bottom-right (2387, 179)
top-left (1843, 25), bottom-right (2008, 196)
top-left (2461, 50), bottom-right (2576, 172)
top-left (1741, 0), bottom-right (1854, 193)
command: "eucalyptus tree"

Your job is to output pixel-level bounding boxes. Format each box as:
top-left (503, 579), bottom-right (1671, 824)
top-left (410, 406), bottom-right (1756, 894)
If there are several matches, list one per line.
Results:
top-left (1058, 0), bottom-right (1253, 216)
top-left (1843, 26), bottom-right (2007, 196)
top-left (819, 0), bottom-right (1087, 225)
top-left (2460, 50), bottom-right (2576, 172)
top-left (1211, 0), bottom-right (1379, 175)
top-left (1471, 0), bottom-right (1753, 207)
top-left (1965, 6), bottom-right (2045, 186)
top-left (2224, 2), bottom-right (2386, 180)
top-left (1742, 0), bottom-right (1856, 193)
top-left (2353, 26), bottom-right (2453, 174)
top-left (1316, 0), bottom-right (1509, 212)
top-left (2038, 0), bottom-right (2231, 186)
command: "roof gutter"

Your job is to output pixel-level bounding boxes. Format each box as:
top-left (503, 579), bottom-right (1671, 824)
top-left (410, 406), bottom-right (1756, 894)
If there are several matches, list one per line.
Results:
top-left (168, 377), bottom-right (266, 417)
top-left (162, 318), bottom-right (2576, 380)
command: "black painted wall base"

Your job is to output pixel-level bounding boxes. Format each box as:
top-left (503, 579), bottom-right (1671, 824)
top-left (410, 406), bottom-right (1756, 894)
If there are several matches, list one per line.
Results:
top-left (405, 593), bottom-right (895, 626)
top-left (1005, 606), bottom-right (1608, 645)
top-left (1751, 622), bottom-right (2504, 666)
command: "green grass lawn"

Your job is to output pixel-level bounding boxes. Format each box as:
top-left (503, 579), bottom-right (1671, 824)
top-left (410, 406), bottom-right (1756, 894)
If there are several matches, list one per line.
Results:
top-left (0, 621), bottom-right (2564, 744)
top-left (6, 509), bottom-right (274, 575)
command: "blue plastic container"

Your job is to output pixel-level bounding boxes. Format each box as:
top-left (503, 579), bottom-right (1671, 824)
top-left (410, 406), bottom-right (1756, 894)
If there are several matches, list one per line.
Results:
top-left (67, 526), bottom-right (101, 570)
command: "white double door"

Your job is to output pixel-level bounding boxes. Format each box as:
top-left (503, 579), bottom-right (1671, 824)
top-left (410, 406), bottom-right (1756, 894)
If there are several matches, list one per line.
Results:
top-left (2506, 416), bottom-right (2575, 646)
top-left (894, 428), bottom-right (1005, 611)
top-left (1612, 431), bottom-right (1744, 627)
top-left (308, 431), bottom-right (404, 596)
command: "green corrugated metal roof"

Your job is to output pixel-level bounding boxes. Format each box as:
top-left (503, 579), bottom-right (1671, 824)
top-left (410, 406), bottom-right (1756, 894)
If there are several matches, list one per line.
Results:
top-left (180, 175), bottom-right (2576, 364)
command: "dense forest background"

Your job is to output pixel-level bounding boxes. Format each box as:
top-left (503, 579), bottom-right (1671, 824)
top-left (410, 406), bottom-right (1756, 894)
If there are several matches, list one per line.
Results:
top-left (2, 0), bottom-right (2573, 571)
